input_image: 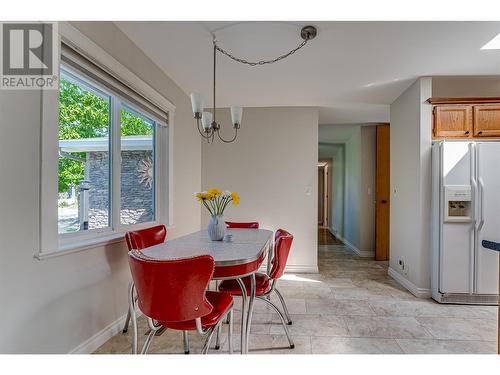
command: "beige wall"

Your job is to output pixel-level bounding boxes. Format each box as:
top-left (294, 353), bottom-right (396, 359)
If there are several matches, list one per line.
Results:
top-left (344, 126), bottom-right (376, 256)
top-left (0, 21), bottom-right (201, 353)
top-left (201, 107), bottom-right (319, 272)
top-left (389, 77), bottom-right (432, 295)
top-left (318, 144), bottom-right (344, 238)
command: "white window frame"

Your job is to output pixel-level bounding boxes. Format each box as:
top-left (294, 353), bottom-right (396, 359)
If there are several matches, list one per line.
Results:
top-left (36, 22), bottom-right (175, 259)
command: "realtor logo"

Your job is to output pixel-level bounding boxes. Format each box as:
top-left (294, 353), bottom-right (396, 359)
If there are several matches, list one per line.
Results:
top-left (1, 22), bottom-right (58, 89)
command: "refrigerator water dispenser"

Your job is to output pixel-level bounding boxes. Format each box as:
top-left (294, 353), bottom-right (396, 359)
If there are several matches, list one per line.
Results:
top-left (444, 185), bottom-right (472, 222)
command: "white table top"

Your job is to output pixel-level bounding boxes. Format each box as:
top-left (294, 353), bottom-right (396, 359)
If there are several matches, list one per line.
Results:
top-left (141, 229), bottom-right (273, 266)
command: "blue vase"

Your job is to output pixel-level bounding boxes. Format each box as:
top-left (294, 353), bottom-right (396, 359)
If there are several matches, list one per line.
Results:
top-left (208, 215), bottom-right (225, 241)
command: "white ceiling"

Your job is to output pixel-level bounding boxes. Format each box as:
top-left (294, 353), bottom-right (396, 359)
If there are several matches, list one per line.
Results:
top-left (115, 21), bottom-right (500, 124)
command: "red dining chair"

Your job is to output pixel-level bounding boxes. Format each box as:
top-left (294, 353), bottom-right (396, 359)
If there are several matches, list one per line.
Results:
top-left (128, 253), bottom-right (234, 354)
top-left (218, 229), bottom-right (295, 350)
top-left (225, 221), bottom-right (260, 229)
top-left (123, 224), bottom-right (167, 334)
top-left (124, 225), bottom-right (191, 354)
top-left (125, 224), bottom-right (167, 252)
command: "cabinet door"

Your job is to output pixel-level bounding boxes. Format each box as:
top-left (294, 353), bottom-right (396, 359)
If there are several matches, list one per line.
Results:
top-left (434, 105), bottom-right (473, 138)
top-left (474, 105), bottom-right (500, 137)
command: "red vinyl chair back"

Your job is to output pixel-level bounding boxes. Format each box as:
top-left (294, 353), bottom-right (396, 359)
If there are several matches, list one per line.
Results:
top-left (128, 253), bottom-right (215, 322)
top-left (269, 229), bottom-right (294, 280)
top-left (125, 224), bottom-right (167, 251)
top-left (225, 221), bottom-right (259, 229)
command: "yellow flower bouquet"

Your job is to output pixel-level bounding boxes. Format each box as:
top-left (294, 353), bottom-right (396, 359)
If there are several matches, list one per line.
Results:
top-left (195, 188), bottom-right (239, 216)
top-left (194, 188), bottom-right (240, 241)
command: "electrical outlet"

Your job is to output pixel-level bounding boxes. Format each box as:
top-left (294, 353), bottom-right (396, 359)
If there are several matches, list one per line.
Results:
top-left (398, 259), bottom-right (409, 276)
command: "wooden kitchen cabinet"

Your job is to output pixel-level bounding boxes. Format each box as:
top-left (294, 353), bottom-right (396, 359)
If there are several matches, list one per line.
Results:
top-left (433, 105), bottom-right (473, 138)
top-left (473, 105), bottom-right (500, 137)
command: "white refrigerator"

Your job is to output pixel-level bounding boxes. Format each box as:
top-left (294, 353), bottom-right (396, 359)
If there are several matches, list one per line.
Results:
top-left (431, 141), bottom-right (499, 304)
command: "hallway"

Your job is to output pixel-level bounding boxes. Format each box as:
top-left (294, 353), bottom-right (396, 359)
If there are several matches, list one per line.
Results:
top-left (95, 230), bottom-right (497, 354)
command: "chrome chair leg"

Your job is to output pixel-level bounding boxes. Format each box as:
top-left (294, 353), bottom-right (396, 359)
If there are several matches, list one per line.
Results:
top-left (215, 321), bottom-right (222, 350)
top-left (122, 309), bottom-right (131, 333)
top-left (201, 324), bottom-right (218, 354)
top-left (183, 331), bottom-right (190, 354)
top-left (141, 330), bottom-right (156, 354)
top-left (128, 282), bottom-right (138, 354)
top-left (228, 309), bottom-right (233, 354)
top-left (274, 288), bottom-right (292, 325)
top-left (259, 297), bottom-right (294, 349)
top-left (141, 318), bottom-right (162, 354)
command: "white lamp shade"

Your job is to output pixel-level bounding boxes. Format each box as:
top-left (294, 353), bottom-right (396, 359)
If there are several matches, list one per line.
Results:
top-left (230, 106), bottom-right (243, 126)
top-left (201, 111), bottom-right (213, 130)
top-left (190, 92), bottom-right (204, 114)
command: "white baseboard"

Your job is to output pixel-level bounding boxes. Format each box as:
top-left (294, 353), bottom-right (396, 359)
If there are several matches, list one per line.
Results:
top-left (258, 264), bottom-right (319, 274)
top-left (388, 267), bottom-right (431, 299)
top-left (285, 265), bottom-right (319, 274)
top-left (343, 238), bottom-right (374, 258)
top-left (335, 233), bottom-right (345, 243)
top-left (69, 309), bottom-right (142, 354)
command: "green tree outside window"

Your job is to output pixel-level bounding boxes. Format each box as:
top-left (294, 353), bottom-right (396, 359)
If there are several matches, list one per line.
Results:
top-left (58, 77), bottom-right (153, 193)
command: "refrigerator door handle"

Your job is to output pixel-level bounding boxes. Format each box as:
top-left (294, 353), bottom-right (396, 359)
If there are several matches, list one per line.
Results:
top-left (478, 178), bottom-right (485, 232)
top-left (470, 143), bottom-right (478, 229)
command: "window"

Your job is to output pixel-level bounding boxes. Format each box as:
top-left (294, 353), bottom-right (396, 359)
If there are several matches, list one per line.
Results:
top-left (37, 28), bottom-right (174, 258)
top-left (119, 105), bottom-right (156, 225)
top-left (58, 70), bottom-right (112, 233)
top-left (57, 65), bottom-right (161, 237)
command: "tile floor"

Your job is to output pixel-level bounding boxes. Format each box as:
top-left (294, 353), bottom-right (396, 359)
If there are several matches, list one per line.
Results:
top-left (94, 230), bottom-right (498, 354)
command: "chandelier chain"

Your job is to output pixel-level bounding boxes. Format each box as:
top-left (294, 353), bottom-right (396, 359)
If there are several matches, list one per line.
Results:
top-left (213, 39), bottom-right (309, 66)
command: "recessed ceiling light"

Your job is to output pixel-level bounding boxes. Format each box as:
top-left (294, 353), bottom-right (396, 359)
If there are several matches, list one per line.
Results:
top-left (481, 32), bottom-right (500, 50)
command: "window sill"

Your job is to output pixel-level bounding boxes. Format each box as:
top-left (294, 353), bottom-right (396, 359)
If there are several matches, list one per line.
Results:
top-left (34, 224), bottom-right (175, 260)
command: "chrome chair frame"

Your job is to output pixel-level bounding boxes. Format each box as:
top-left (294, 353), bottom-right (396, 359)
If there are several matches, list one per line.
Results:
top-left (215, 277), bottom-right (294, 351)
top-left (140, 309), bottom-right (233, 355)
top-left (257, 279), bottom-right (294, 348)
top-left (127, 281), bottom-right (193, 354)
top-left (216, 239), bottom-right (294, 351)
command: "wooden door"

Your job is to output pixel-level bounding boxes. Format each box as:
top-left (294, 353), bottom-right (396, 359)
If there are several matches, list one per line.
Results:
top-left (375, 124), bottom-right (390, 261)
top-left (433, 105), bottom-right (473, 138)
top-left (473, 105), bottom-right (500, 137)
top-left (318, 166), bottom-right (324, 225)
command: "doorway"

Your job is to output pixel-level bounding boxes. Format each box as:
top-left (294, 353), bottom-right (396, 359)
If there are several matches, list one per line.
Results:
top-left (375, 124), bottom-right (390, 261)
top-left (318, 161), bottom-right (331, 228)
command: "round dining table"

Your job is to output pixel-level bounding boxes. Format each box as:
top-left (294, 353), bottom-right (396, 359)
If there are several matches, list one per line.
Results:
top-left (133, 228), bottom-right (274, 354)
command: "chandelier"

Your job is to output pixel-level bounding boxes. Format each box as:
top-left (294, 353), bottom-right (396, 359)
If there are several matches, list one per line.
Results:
top-left (190, 25), bottom-right (318, 144)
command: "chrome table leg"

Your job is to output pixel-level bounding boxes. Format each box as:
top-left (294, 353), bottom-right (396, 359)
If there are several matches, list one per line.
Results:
top-left (228, 309), bottom-right (233, 354)
top-left (235, 278), bottom-right (247, 354)
top-left (245, 273), bottom-right (256, 353)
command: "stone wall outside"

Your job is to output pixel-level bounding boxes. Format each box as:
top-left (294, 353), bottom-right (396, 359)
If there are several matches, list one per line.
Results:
top-left (87, 150), bottom-right (154, 229)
